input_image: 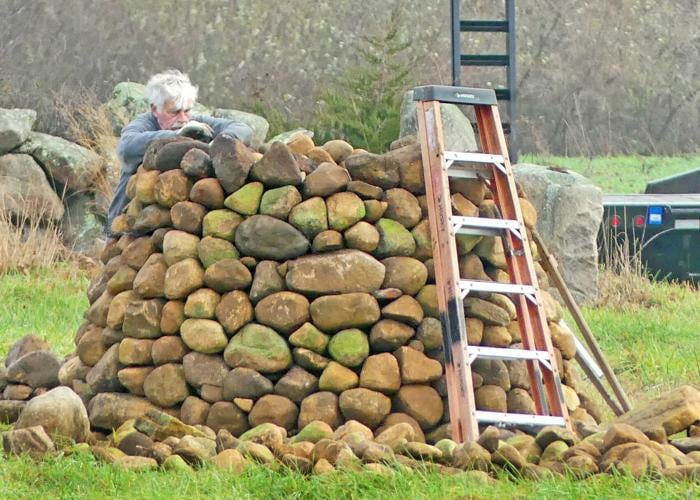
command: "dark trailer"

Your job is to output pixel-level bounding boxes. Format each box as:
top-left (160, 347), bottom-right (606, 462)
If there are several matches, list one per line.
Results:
top-left (601, 169), bottom-right (700, 282)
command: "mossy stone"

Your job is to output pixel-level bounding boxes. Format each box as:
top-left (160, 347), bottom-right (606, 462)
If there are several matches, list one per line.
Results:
top-left (327, 328), bottom-right (370, 368)
top-left (259, 185), bottom-right (302, 219)
top-left (224, 182), bottom-right (264, 215)
top-left (202, 209), bottom-right (243, 241)
top-left (288, 197), bottom-right (328, 239)
top-left (288, 322), bottom-right (330, 354)
top-left (198, 236), bottom-right (239, 268)
top-left (223, 323), bottom-right (293, 373)
top-left (373, 218), bottom-right (416, 258)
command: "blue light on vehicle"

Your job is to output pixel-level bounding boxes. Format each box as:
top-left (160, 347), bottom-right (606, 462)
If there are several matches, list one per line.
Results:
top-left (648, 206), bottom-right (663, 225)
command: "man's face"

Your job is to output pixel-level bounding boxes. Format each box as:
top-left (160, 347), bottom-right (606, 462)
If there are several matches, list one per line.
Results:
top-left (152, 98), bottom-right (194, 130)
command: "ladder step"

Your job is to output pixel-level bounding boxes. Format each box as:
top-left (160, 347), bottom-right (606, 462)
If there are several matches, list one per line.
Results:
top-left (461, 54), bottom-right (509, 67)
top-left (475, 411), bottom-right (567, 427)
top-left (460, 280), bottom-right (536, 296)
top-left (469, 346), bottom-right (551, 363)
top-left (452, 215), bottom-right (521, 237)
top-left (460, 19), bottom-right (509, 33)
top-left (444, 152), bottom-right (505, 164)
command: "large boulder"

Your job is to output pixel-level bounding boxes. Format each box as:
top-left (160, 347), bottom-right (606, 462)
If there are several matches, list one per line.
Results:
top-left (399, 90), bottom-right (477, 153)
top-left (285, 250), bottom-right (386, 295)
top-left (0, 154), bottom-right (64, 221)
top-left (0, 108), bottom-right (36, 154)
top-left (213, 109), bottom-right (269, 149)
top-left (513, 164), bottom-right (603, 304)
top-left (15, 387), bottom-right (90, 443)
top-left (16, 132), bottom-right (103, 193)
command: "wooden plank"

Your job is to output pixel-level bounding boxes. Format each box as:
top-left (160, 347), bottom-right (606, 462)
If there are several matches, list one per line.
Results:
top-left (532, 229), bottom-right (632, 413)
top-left (416, 100), bottom-right (478, 442)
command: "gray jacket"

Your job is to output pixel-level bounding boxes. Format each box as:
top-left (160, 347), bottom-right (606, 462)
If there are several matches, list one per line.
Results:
top-left (107, 112), bottom-right (252, 226)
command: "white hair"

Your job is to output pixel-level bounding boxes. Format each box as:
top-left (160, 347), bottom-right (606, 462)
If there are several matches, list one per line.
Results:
top-left (146, 69), bottom-right (198, 111)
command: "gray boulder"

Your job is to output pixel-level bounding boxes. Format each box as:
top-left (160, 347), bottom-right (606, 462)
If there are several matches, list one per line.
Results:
top-left (17, 132), bottom-right (103, 193)
top-left (213, 109), bottom-right (269, 149)
top-left (1, 426), bottom-right (55, 458)
top-left (15, 387), bottom-right (90, 443)
top-left (513, 164), bottom-right (603, 305)
top-left (0, 108), bottom-right (36, 154)
top-left (399, 90), bottom-right (477, 152)
top-left (61, 192), bottom-right (107, 256)
top-left (6, 351), bottom-right (61, 388)
top-left (0, 154), bottom-right (65, 221)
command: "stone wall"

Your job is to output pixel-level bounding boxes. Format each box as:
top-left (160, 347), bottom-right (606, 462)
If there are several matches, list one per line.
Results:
top-left (58, 132), bottom-right (599, 441)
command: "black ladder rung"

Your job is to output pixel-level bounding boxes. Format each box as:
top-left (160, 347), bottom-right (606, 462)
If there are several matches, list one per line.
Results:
top-left (461, 54), bottom-right (509, 66)
top-left (476, 411), bottom-right (567, 427)
top-left (460, 19), bottom-right (509, 32)
top-left (451, 215), bottom-right (522, 237)
top-left (495, 88), bottom-right (511, 100)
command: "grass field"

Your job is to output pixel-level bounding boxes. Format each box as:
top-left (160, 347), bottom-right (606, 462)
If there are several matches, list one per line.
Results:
top-left (521, 154), bottom-right (700, 193)
top-left (0, 266), bottom-right (698, 497)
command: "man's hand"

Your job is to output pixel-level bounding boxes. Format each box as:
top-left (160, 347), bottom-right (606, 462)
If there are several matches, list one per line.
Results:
top-left (177, 121), bottom-right (215, 142)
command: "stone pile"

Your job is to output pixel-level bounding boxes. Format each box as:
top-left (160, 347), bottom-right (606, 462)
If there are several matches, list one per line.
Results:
top-left (0, 335), bottom-right (64, 422)
top-left (60, 131), bottom-right (600, 442)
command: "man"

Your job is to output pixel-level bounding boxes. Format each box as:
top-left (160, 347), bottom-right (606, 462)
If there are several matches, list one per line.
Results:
top-left (107, 69), bottom-right (253, 226)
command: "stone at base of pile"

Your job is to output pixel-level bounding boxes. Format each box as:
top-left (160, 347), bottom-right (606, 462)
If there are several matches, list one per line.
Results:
top-left (3, 407), bottom-right (699, 483)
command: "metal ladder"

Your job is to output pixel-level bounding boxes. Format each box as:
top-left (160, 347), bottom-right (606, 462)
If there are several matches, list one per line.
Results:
top-left (414, 85), bottom-right (571, 442)
top-left (450, 0), bottom-right (518, 162)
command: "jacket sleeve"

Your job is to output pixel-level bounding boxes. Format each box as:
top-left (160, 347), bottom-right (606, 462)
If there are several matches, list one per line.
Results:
top-left (117, 113), bottom-right (176, 171)
top-left (195, 114), bottom-right (254, 146)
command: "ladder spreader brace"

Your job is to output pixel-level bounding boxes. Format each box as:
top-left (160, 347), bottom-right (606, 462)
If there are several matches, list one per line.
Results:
top-left (414, 85), bottom-right (572, 442)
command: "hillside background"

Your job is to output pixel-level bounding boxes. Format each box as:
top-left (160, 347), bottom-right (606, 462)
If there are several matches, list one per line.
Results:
top-left (1, 0), bottom-right (698, 155)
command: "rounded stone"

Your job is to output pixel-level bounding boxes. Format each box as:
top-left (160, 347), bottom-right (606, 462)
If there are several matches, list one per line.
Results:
top-left (180, 319), bottom-right (228, 354)
top-left (190, 178), bottom-right (225, 209)
top-left (369, 319), bottom-right (415, 352)
top-left (223, 367), bottom-right (274, 400)
top-left (202, 209), bottom-right (243, 241)
top-left (338, 388), bottom-right (391, 430)
top-left (248, 394), bottom-right (299, 431)
top-left (343, 221), bottom-right (380, 253)
top-left (216, 290), bottom-right (254, 334)
top-left (318, 361), bottom-right (359, 393)
top-left (288, 197), bottom-right (329, 239)
top-left (143, 363), bottom-right (189, 408)
top-left (235, 215), bottom-right (310, 260)
top-left (393, 385), bottom-right (443, 430)
top-left (383, 188), bottom-right (422, 229)
top-left (198, 236), bottom-right (239, 268)
top-left (327, 329), bottom-right (369, 368)
top-left (381, 257), bottom-right (428, 296)
top-left (359, 353), bottom-right (401, 394)
top-left (203, 258), bottom-right (252, 293)
top-left (309, 293), bottom-right (380, 332)
top-left (259, 185), bottom-right (302, 219)
top-left (326, 192), bottom-right (366, 231)
top-left (254, 291), bottom-right (310, 335)
top-left (223, 323), bottom-right (293, 373)
top-left (373, 218), bottom-right (416, 258)
top-left (162, 230), bottom-right (200, 266)
top-left (298, 392), bottom-right (342, 429)
top-left (164, 258), bottom-right (204, 300)
top-left (184, 288), bottom-right (221, 319)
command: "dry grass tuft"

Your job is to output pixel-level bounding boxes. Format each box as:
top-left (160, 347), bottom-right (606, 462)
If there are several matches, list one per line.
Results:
top-left (0, 202), bottom-right (68, 274)
top-left (54, 88), bottom-right (122, 215)
top-left (597, 230), bottom-right (658, 310)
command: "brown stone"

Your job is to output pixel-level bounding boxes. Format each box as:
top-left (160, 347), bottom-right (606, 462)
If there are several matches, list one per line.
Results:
top-left (249, 394), bottom-right (299, 431)
top-left (119, 338), bottom-right (154, 366)
top-left (210, 136), bottom-right (257, 194)
top-left (298, 392), bottom-right (342, 430)
top-left (369, 319), bottom-right (414, 352)
top-left (274, 367), bottom-right (319, 403)
top-left (122, 299), bottom-right (165, 339)
top-left (339, 388), bottom-right (391, 430)
top-left (132, 254), bottom-right (167, 298)
top-left (318, 362), bottom-right (359, 393)
top-left (160, 301), bottom-right (185, 335)
top-left (254, 291), bottom-right (310, 335)
top-left (475, 385), bottom-right (508, 413)
top-left (182, 352), bottom-right (229, 389)
top-left (77, 324), bottom-right (107, 367)
top-left (184, 288), bottom-right (221, 319)
top-left (206, 401), bottom-right (249, 436)
top-left (309, 293), bottom-right (380, 332)
top-left (143, 364), bottom-right (189, 408)
top-left (393, 385), bottom-right (443, 430)
top-left (383, 188), bottom-right (421, 229)
top-left (394, 346), bottom-right (442, 384)
top-left (359, 353), bottom-right (401, 394)
top-left (215, 290), bottom-right (254, 334)
top-left (189, 177), bottom-right (225, 209)
top-left (121, 236), bottom-right (155, 269)
top-left (164, 258), bottom-right (205, 300)
top-left (152, 336), bottom-right (189, 365)
top-left (381, 295), bottom-right (424, 327)
top-left (117, 367), bottom-right (153, 396)
top-left (171, 201), bottom-right (207, 234)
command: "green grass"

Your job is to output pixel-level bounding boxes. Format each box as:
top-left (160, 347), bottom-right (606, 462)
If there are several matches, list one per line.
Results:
top-left (0, 265), bottom-right (88, 358)
top-left (0, 452), bottom-right (696, 499)
top-left (0, 267), bottom-right (698, 496)
top-left (521, 154), bottom-right (700, 193)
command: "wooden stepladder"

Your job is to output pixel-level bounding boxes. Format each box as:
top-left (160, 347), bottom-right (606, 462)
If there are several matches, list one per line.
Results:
top-left (414, 85), bottom-right (571, 442)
